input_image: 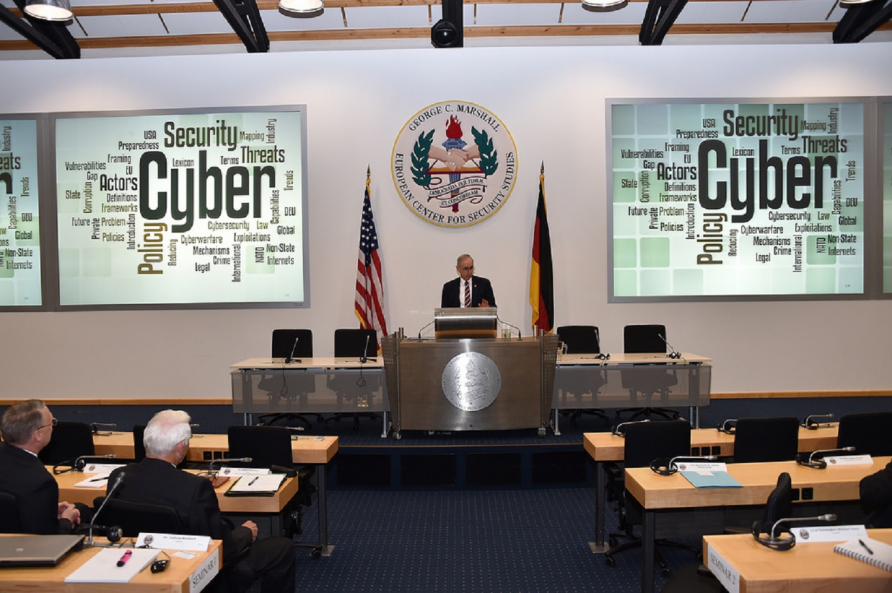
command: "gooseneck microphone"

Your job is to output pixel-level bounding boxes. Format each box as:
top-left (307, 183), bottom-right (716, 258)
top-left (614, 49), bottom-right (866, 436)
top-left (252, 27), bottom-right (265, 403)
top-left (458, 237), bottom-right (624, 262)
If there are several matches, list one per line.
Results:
top-left (797, 447), bottom-right (856, 469)
top-left (360, 334), bottom-right (370, 363)
top-left (90, 422), bottom-right (117, 435)
top-left (657, 334), bottom-right (682, 359)
top-left (84, 471), bottom-right (126, 547)
top-left (285, 337), bottom-right (300, 364)
top-left (496, 316), bottom-right (522, 339)
top-left (612, 419), bottom-right (650, 437)
top-left (753, 514), bottom-right (837, 551)
top-left (207, 457), bottom-right (253, 477)
top-left (802, 414), bottom-right (834, 429)
top-left (417, 319), bottom-right (436, 339)
top-left (650, 454), bottom-right (718, 476)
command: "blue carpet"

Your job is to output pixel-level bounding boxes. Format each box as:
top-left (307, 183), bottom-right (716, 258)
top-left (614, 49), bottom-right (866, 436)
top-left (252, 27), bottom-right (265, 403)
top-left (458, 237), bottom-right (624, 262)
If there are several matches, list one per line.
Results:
top-left (292, 487), bottom-right (694, 593)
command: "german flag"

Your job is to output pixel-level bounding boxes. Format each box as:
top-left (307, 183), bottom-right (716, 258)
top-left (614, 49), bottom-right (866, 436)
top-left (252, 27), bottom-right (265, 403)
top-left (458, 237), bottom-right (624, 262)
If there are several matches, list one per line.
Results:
top-left (530, 164), bottom-right (554, 333)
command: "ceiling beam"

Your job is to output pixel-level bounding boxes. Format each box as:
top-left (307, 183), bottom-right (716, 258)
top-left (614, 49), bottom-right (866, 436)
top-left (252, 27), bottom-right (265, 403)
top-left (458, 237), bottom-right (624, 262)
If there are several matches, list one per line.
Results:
top-left (833, 0), bottom-right (892, 43)
top-left (639, 0), bottom-right (689, 45)
top-left (213, 0), bottom-right (270, 52)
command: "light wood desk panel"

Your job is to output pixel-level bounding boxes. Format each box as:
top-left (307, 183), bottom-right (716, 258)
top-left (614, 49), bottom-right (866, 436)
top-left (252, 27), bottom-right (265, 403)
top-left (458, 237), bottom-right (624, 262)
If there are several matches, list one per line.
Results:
top-left (703, 530), bottom-right (892, 593)
top-left (92, 432), bottom-right (338, 465)
top-left (0, 539), bottom-right (222, 592)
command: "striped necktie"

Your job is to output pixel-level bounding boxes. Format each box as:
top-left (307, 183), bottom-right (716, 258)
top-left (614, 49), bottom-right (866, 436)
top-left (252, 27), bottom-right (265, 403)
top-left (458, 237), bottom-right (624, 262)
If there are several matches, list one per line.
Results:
top-left (463, 280), bottom-right (470, 308)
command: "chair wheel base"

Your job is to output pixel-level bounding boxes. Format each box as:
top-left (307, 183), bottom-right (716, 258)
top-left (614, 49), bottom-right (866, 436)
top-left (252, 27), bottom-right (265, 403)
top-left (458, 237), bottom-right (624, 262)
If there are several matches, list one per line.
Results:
top-left (605, 555), bottom-right (616, 567)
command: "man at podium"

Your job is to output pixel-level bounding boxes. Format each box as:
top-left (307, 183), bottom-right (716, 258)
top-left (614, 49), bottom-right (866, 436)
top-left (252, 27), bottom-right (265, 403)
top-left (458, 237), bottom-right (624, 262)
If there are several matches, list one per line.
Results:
top-left (441, 254), bottom-right (497, 308)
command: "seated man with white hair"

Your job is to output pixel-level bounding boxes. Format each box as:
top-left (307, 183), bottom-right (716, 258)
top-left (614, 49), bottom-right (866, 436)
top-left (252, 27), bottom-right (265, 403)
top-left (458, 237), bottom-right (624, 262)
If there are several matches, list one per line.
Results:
top-left (108, 410), bottom-right (295, 593)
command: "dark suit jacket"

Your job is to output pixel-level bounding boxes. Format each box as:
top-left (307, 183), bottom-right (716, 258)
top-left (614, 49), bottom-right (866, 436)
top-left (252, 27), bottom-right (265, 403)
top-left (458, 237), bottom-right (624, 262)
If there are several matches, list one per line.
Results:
top-left (0, 442), bottom-right (73, 534)
top-left (441, 276), bottom-right (497, 308)
top-left (861, 460), bottom-right (892, 527)
top-left (109, 458), bottom-right (252, 563)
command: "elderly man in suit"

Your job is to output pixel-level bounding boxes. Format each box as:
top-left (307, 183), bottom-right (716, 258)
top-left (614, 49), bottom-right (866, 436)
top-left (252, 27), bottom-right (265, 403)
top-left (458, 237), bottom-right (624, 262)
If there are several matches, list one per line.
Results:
top-left (108, 410), bottom-right (294, 593)
top-left (441, 254), bottom-right (497, 308)
top-left (0, 399), bottom-right (83, 534)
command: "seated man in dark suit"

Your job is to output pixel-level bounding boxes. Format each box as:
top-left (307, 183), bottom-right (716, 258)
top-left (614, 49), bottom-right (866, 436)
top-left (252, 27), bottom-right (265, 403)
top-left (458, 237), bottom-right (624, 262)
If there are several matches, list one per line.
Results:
top-left (441, 254), bottom-right (497, 308)
top-left (109, 410), bottom-right (294, 593)
top-left (0, 399), bottom-right (84, 534)
top-left (861, 459), bottom-right (892, 527)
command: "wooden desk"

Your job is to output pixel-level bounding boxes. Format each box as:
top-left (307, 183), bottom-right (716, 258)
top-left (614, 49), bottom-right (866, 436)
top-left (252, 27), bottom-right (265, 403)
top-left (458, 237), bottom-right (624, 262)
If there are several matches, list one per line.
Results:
top-left (625, 456), bottom-right (890, 593)
top-left (703, 529), bottom-right (892, 593)
top-left (554, 352), bottom-right (711, 433)
top-left (93, 432), bottom-right (339, 466)
top-left (230, 357), bottom-right (389, 437)
top-left (582, 425), bottom-right (840, 553)
top-left (53, 467), bottom-right (300, 515)
top-left (0, 539), bottom-right (222, 592)
top-left (92, 432), bottom-right (337, 556)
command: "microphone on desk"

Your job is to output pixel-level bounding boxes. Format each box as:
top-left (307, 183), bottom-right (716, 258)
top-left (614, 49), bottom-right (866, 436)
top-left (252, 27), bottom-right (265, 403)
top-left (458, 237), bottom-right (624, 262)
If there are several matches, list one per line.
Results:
top-left (752, 514), bottom-right (836, 551)
top-left (81, 471), bottom-right (126, 547)
top-left (650, 455), bottom-right (718, 476)
top-left (53, 454), bottom-right (116, 475)
top-left (285, 337), bottom-right (300, 364)
top-left (717, 418), bottom-right (737, 434)
top-left (657, 334), bottom-right (682, 359)
top-left (361, 334), bottom-right (370, 363)
top-left (592, 328), bottom-right (610, 360)
top-left (207, 457), bottom-right (253, 477)
top-left (497, 316), bottom-right (522, 339)
top-left (796, 447), bottom-right (856, 469)
top-left (612, 419), bottom-right (650, 437)
top-left (801, 414), bottom-right (834, 430)
top-left (90, 422), bottom-right (117, 435)
top-left (417, 319), bottom-right (436, 340)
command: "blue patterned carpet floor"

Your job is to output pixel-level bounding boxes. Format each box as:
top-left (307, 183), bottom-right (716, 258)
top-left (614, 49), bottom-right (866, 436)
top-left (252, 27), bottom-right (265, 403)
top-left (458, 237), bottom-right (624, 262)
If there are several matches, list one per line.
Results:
top-left (290, 487), bottom-right (697, 593)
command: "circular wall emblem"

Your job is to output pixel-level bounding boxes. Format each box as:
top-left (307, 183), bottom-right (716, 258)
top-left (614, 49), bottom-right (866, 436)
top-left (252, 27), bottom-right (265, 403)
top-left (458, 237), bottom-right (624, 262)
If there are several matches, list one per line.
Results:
top-left (392, 101), bottom-right (517, 227)
top-left (441, 351), bottom-right (501, 411)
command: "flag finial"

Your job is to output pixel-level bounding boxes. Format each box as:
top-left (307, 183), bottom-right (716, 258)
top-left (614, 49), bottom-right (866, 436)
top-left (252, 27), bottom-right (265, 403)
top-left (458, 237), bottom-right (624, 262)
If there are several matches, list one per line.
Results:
top-left (540, 161), bottom-right (544, 175)
top-left (366, 165), bottom-right (370, 180)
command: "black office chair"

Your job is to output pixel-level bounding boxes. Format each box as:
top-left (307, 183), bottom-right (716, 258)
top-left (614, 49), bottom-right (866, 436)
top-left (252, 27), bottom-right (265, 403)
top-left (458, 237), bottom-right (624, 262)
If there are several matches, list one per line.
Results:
top-left (37, 421), bottom-right (95, 465)
top-left (555, 325), bottom-right (609, 426)
top-left (91, 496), bottom-right (184, 538)
top-left (327, 328), bottom-right (380, 429)
top-left (133, 424), bottom-right (147, 462)
top-left (616, 324), bottom-right (679, 422)
top-left (733, 417), bottom-right (800, 463)
top-left (227, 425), bottom-right (317, 541)
top-left (0, 491), bottom-right (22, 533)
top-left (257, 329), bottom-right (322, 429)
top-left (604, 419), bottom-right (698, 575)
top-left (837, 412), bottom-right (892, 457)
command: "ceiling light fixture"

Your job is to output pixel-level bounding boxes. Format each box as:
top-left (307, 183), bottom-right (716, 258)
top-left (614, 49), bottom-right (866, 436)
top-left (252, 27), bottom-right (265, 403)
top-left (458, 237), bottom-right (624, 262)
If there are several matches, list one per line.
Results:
top-left (839, 0), bottom-right (876, 5)
top-left (279, 0), bottom-right (324, 17)
top-left (581, 0), bottom-right (627, 11)
top-left (24, 0), bottom-right (73, 21)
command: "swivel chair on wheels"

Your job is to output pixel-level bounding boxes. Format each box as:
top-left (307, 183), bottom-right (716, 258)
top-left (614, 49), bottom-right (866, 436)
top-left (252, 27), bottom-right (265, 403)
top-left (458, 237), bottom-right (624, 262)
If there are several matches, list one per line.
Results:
top-left (615, 324), bottom-right (679, 423)
top-left (257, 329), bottom-right (323, 430)
top-left (555, 325), bottom-right (609, 426)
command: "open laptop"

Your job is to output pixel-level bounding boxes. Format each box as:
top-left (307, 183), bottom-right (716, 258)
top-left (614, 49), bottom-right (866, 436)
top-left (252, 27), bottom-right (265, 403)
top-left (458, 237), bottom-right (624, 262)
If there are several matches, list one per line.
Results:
top-left (0, 534), bottom-right (84, 567)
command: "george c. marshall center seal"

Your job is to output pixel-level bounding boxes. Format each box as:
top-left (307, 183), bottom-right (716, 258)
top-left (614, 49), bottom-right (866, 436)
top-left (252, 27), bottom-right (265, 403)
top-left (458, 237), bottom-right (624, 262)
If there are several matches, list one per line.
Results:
top-left (391, 101), bottom-right (517, 227)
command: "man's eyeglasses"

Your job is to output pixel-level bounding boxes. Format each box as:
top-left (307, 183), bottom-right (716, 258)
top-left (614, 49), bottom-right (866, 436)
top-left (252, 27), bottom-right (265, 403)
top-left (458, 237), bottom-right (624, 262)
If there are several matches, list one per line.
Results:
top-left (40, 418), bottom-right (58, 429)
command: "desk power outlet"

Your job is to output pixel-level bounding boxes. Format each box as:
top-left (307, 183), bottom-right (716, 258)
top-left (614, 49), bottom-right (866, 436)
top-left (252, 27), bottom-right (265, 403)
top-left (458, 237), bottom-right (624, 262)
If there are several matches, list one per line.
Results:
top-left (711, 446), bottom-right (721, 456)
top-left (791, 488), bottom-right (801, 501)
top-left (801, 487), bottom-right (814, 500)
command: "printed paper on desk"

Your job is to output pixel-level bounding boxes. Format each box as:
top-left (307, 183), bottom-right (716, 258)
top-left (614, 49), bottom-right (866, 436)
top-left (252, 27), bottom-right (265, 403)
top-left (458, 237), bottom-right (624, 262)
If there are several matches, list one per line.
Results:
top-left (791, 524), bottom-right (867, 543)
top-left (65, 548), bottom-right (159, 583)
top-left (82, 463), bottom-right (126, 474)
top-left (824, 455), bottom-right (873, 466)
top-left (74, 474), bottom-right (111, 488)
top-left (675, 461), bottom-right (727, 472)
top-left (136, 533), bottom-right (210, 552)
top-left (216, 467), bottom-right (271, 477)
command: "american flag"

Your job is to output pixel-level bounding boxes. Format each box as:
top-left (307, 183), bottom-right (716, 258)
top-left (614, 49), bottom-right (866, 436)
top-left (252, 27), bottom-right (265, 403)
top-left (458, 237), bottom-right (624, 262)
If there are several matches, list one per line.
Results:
top-left (354, 175), bottom-right (388, 352)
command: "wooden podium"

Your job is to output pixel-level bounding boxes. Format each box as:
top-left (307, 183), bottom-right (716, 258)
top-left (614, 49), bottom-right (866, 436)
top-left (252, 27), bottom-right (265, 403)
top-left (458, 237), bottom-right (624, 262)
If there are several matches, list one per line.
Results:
top-left (382, 333), bottom-right (558, 439)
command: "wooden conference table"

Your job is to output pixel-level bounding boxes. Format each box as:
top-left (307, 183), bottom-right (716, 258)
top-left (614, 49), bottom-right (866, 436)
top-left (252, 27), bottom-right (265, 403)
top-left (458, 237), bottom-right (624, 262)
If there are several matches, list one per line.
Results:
top-left (626, 455), bottom-right (891, 593)
top-left (582, 424), bottom-right (840, 553)
top-left (703, 529), bottom-right (892, 593)
top-left (0, 537), bottom-right (222, 592)
top-left (91, 432), bottom-right (338, 556)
